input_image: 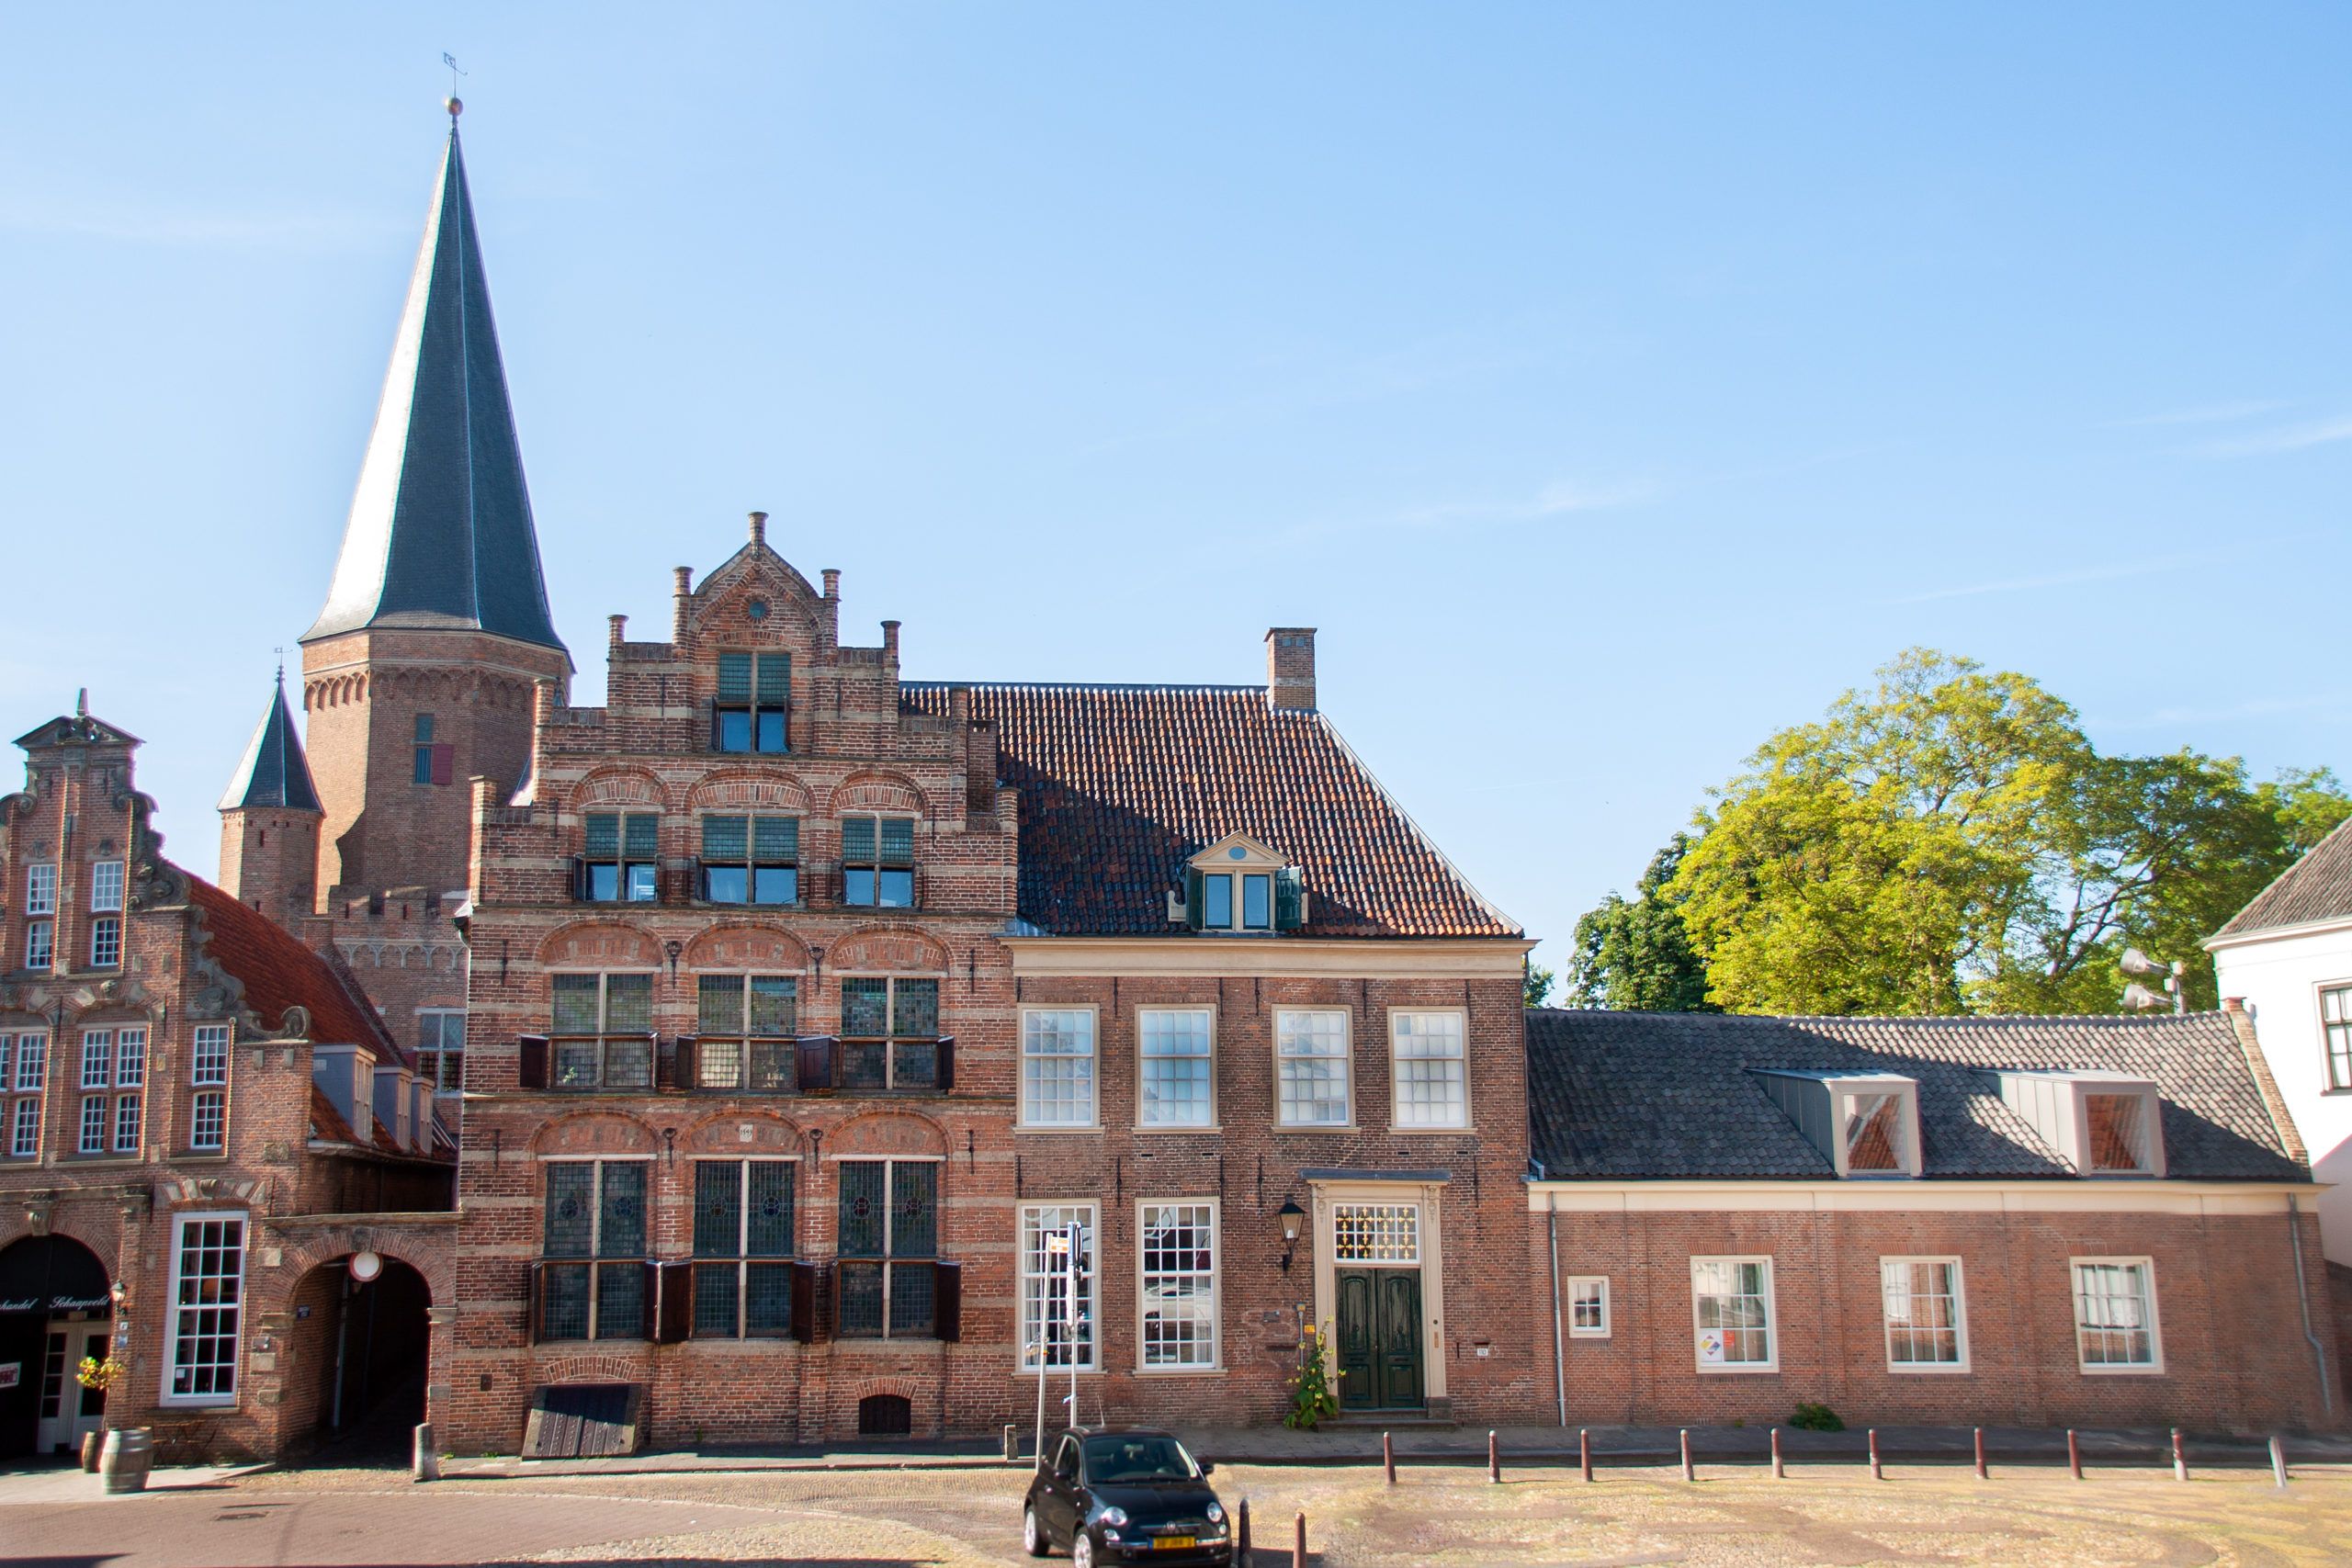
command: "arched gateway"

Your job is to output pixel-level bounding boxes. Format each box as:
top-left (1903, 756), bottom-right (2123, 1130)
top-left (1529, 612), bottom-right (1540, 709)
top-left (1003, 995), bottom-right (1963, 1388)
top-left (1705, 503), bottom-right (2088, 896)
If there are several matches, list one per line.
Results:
top-left (0, 1235), bottom-right (115, 1459)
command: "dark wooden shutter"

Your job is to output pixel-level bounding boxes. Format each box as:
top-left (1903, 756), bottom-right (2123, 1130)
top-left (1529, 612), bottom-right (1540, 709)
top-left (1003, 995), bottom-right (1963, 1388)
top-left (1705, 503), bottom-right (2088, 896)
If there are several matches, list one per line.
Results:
top-left (1274, 867), bottom-right (1306, 931)
top-left (790, 1260), bottom-right (817, 1344)
top-left (526, 1260), bottom-right (547, 1344)
top-left (656, 1261), bottom-right (693, 1344)
top-left (569, 855), bottom-right (588, 902)
top-left (934, 1035), bottom-right (955, 1092)
top-left (933, 1261), bottom-right (962, 1342)
top-left (1184, 867), bottom-right (1204, 930)
top-left (518, 1035), bottom-right (550, 1091)
top-left (669, 1036), bottom-right (697, 1091)
top-left (797, 1035), bottom-right (836, 1095)
top-left (709, 702), bottom-right (725, 751)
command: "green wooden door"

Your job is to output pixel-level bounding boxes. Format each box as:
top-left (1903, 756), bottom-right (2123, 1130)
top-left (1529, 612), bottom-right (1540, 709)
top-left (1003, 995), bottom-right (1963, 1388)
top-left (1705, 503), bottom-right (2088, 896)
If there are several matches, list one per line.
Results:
top-left (1336, 1269), bottom-right (1377, 1409)
top-left (1376, 1271), bottom-right (1424, 1408)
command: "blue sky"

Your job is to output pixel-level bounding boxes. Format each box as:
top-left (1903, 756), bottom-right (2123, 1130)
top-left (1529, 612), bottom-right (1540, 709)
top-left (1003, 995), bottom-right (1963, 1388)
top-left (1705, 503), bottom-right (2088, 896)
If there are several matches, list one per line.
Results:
top-left (3, 5), bottom-right (2346, 964)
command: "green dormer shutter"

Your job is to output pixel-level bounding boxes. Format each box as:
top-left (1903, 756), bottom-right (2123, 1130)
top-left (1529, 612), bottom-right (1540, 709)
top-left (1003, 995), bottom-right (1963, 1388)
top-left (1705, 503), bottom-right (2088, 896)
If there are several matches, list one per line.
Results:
top-left (1274, 867), bottom-right (1307, 931)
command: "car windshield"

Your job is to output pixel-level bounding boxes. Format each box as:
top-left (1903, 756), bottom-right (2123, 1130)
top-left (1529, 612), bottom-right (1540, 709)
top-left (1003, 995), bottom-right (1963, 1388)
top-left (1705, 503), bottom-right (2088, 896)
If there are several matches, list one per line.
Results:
top-left (1084, 1434), bottom-right (1200, 1483)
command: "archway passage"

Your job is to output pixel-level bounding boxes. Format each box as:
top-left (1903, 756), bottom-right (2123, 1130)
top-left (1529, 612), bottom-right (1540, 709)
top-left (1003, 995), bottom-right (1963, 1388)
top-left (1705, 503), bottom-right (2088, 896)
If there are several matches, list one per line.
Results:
top-left (284, 1255), bottom-right (431, 1464)
top-left (0, 1235), bottom-right (114, 1461)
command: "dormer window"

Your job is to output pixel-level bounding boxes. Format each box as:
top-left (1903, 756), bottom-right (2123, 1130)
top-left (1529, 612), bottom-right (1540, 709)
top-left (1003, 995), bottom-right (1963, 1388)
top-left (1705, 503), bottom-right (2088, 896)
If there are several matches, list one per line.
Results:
top-left (1983, 1071), bottom-right (2165, 1179)
top-left (1752, 1071), bottom-right (1923, 1179)
top-left (714, 652), bottom-right (790, 754)
top-left (1176, 836), bottom-right (1306, 933)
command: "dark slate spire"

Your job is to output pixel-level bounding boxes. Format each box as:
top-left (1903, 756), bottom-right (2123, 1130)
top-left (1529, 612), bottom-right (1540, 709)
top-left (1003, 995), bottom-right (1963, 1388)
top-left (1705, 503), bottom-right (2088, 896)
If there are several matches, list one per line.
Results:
top-left (220, 671), bottom-right (322, 813)
top-left (303, 111), bottom-right (565, 652)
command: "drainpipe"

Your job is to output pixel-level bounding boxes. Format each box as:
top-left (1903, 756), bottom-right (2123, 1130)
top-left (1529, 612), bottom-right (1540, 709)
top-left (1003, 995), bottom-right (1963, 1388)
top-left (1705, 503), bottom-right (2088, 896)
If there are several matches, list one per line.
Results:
top-left (329, 1267), bottom-right (353, 1430)
top-left (2289, 1195), bottom-right (2334, 1418)
top-left (1546, 1191), bottom-right (1566, 1427)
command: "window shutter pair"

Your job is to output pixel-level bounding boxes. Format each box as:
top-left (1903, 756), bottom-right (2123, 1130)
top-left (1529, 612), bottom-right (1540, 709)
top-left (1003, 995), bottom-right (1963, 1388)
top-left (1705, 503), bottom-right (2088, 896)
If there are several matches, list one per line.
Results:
top-left (518, 1035), bottom-right (550, 1090)
top-left (1274, 867), bottom-right (1308, 930)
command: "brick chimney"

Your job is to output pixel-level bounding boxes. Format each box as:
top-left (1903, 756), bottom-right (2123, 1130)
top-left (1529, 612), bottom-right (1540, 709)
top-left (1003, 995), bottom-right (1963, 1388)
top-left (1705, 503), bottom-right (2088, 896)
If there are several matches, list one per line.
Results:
top-left (1266, 627), bottom-right (1317, 712)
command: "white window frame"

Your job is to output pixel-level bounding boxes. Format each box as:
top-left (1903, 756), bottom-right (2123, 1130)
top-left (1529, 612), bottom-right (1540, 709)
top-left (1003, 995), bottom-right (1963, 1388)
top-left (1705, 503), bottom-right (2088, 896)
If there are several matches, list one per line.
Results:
top-left (1828, 1078), bottom-right (1922, 1179)
top-left (1136, 1199), bottom-right (1219, 1372)
top-left (1018, 1201), bottom-right (1098, 1373)
top-left (1566, 1275), bottom-right (1611, 1338)
top-left (416, 1010), bottom-right (466, 1095)
top-left (2076, 1086), bottom-right (2164, 1177)
top-left (89, 860), bottom-right (125, 914)
top-left (2071, 1256), bottom-right (2164, 1373)
top-left (190, 1024), bottom-right (231, 1087)
top-left (2321, 981), bottom-right (2352, 1094)
top-left (5, 1032), bottom-right (47, 1160)
top-left (1019, 1007), bottom-right (1098, 1130)
top-left (80, 1030), bottom-right (113, 1090)
top-left (1880, 1255), bottom-right (1969, 1373)
top-left (89, 915), bottom-right (121, 969)
top-left (162, 1211), bottom-right (247, 1405)
top-left (1136, 1007), bottom-right (1216, 1130)
top-left (1690, 1255), bottom-right (1778, 1373)
top-left (25, 863), bottom-right (56, 917)
top-left (78, 1094), bottom-right (107, 1154)
top-left (1389, 1009), bottom-right (1469, 1131)
top-left (189, 1023), bottom-right (230, 1152)
top-left (26, 919), bottom-right (52, 971)
top-left (1275, 1009), bottom-right (1352, 1128)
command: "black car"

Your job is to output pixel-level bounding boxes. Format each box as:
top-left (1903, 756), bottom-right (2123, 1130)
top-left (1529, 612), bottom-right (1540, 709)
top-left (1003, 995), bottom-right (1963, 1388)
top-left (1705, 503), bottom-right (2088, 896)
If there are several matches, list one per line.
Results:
top-left (1023, 1427), bottom-right (1233, 1566)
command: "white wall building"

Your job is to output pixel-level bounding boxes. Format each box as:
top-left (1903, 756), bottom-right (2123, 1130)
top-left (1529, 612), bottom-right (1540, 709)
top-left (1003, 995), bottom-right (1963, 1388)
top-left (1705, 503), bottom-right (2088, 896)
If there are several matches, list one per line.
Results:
top-left (2207, 818), bottom-right (2352, 1266)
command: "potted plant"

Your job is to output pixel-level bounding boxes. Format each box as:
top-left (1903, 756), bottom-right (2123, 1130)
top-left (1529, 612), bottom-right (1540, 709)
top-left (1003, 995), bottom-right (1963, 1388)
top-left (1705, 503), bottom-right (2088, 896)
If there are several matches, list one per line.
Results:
top-left (74, 1354), bottom-right (127, 1473)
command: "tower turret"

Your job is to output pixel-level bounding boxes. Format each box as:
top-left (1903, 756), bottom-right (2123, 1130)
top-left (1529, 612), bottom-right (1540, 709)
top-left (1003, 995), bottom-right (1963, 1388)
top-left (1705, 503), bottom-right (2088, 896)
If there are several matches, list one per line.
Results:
top-left (218, 670), bottom-right (322, 917)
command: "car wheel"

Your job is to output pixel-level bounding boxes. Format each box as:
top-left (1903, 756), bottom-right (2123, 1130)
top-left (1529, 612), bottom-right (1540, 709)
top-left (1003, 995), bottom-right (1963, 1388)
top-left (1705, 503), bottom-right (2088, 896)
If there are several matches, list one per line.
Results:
top-left (1023, 1505), bottom-right (1050, 1558)
top-left (1072, 1532), bottom-right (1096, 1568)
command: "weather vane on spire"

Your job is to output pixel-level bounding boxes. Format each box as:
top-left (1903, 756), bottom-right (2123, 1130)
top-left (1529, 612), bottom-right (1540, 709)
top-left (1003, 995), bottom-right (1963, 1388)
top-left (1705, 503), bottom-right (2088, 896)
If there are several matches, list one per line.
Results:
top-left (443, 52), bottom-right (467, 120)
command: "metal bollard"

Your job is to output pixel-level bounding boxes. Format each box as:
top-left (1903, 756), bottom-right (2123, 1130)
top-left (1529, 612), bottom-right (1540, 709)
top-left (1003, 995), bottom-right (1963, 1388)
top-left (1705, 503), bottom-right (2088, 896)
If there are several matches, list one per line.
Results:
top-left (1383, 1429), bottom-right (1396, 1485)
top-left (1679, 1427), bottom-right (1694, 1483)
top-left (1294, 1509), bottom-right (1307, 1568)
top-left (2270, 1436), bottom-right (2289, 1488)
top-left (2172, 1428), bottom-right (2188, 1483)
top-left (1002, 1424), bottom-right (1019, 1463)
top-left (1770, 1427), bottom-right (1784, 1480)
top-left (1487, 1429), bottom-right (1500, 1484)
top-left (2066, 1428), bottom-right (2083, 1481)
top-left (1868, 1428), bottom-right (1883, 1482)
top-left (1238, 1498), bottom-right (1251, 1566)
top-left (1579, 1427), bottom-right (1593, 1483)
top-left (1973, 1427), bottom-right (1986, 1481)
top-left (412, 1423), bottom-right (439, 1483)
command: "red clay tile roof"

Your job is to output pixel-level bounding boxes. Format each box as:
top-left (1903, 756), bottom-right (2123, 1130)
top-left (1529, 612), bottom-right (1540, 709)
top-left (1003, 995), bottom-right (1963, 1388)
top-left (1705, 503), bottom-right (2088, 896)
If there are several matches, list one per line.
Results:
top-left (902, 683), bottom-right (1518, 939)
top-left (185, 874), bottom-right (398, 1055)
top-left (2213, 815), bottom-right (2352, 938)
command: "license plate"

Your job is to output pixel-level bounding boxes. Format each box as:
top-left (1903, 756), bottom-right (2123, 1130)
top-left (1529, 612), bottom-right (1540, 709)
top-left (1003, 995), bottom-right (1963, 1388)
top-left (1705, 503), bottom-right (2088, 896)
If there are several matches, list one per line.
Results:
top-left (1153, 1538), bottom-right (1197, 1551)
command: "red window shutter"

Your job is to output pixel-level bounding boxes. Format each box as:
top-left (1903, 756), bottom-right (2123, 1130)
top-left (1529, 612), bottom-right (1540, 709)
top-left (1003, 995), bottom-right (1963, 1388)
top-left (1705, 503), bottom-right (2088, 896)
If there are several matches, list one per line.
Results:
top-left (797, 1035), bottom-right (835, 1095)
top-left (526, 1260), bottom-right (547, 1344)
top-left (935, 1035), bottom-right (955, 1092)
top-left (790, 1260), bottom-right (817, 1344)
top-left (933, 1261), bottom-right (962, 1342)
top-left (430, 743), bottom-right (455, 785)
top-left (517, 1035), bottom-right (550, 1091)
top-left (656, 1261), bottom-right (693, 1344)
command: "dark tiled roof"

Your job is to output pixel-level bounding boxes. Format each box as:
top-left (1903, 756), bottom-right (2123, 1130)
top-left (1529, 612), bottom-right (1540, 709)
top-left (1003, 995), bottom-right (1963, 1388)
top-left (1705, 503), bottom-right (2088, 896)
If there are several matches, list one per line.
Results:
top-left (1526, 1009), bottom-right (2305, 1182)
top-left (303, 129), bottom-right (563, 652)
top-left (186, 875), bottom-right (398, 1057)
top-left (2213, 817), bottom-right (2352, 938)
top-left (218, 676), bottom-right (322, 812)
top-left (901, 683), bottom-right (1516, 939)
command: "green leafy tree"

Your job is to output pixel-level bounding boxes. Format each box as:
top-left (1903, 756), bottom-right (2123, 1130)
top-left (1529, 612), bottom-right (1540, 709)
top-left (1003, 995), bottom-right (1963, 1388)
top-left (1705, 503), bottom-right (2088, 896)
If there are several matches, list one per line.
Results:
top-left (1523, 960), bottom-right (1556, 1009)
top-left (1562, 834), bottom-right (1716, 1010)
top-left (1667, 649), bottom-right (2350, 1015)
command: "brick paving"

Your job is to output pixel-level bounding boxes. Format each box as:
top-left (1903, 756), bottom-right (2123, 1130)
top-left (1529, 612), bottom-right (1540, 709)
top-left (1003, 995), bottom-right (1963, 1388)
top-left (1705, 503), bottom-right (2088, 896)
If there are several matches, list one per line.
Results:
top-left (5, 1454), bottom-right (2349, 1567)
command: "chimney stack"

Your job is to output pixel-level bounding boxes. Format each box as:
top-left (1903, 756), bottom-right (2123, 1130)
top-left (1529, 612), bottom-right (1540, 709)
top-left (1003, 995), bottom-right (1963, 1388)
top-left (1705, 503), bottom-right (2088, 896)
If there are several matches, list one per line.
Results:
top-left (1266, 627), bottom-right (1317, 712)
top-left (822, 569), bottom-right (841, 600)
top-left (607, 614), bottom-right (627, 648)
top-left (748, 510), bottom-right (768, 547)
top-left (882, 620), bottom-right (901, 662)
top-left (673, 567), bottom-right (693, 642)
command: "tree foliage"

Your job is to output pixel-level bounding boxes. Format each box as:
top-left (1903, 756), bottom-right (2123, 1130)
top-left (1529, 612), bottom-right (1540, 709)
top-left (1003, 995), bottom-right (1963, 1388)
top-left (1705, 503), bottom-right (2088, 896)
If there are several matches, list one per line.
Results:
top-left (1562, 835), bottom-right (1716, 1011)
top-left (1656, 649), bottom-right (2348, 1016)
top-left (1522, 960), bottom-right (1557, 1009)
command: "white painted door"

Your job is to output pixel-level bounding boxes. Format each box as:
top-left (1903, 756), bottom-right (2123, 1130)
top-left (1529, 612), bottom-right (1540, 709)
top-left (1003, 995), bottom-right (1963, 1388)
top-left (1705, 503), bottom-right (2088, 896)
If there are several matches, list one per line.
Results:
top-left (35, 1323), bottom-right (108, 1456)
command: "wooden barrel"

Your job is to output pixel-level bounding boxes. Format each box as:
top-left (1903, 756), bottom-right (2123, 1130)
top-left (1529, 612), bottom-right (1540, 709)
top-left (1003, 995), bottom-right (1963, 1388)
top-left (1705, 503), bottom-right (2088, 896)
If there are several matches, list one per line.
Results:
top-left (99, 1427), bottom-right (153, 1494)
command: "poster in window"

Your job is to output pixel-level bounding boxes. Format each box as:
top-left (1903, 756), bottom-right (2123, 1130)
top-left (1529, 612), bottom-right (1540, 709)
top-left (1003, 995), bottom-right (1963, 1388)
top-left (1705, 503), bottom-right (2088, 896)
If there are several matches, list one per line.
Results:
top-left (1696, 1329), bottom-right (1727, 1366)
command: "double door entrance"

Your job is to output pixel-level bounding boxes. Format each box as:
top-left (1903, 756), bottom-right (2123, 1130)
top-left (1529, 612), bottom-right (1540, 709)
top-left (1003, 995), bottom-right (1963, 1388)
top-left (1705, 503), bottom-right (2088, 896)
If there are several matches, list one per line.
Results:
top-left (1334, 1268), bottom-right (1423, 1412)
top-left (37, 1321), bottom-right (108, 1456)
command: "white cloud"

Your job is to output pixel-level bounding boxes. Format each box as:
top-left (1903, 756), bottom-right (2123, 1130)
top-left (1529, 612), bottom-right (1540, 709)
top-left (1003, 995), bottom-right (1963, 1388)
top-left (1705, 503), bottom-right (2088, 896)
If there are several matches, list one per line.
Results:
top-left (2103, 400), bottom-right (2286, 429)
top-left (1885, 553), bottom-right (2212, 605)
top-left (2196, 413), bottom-right (2352, 457)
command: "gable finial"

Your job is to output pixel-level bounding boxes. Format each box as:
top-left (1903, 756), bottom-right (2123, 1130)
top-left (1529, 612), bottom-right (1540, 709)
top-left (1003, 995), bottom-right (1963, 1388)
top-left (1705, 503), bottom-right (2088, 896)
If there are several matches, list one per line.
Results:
top-left (443, 51), bottom-right (467, 123)
top-left (74, 687), bottom-right (87, 718)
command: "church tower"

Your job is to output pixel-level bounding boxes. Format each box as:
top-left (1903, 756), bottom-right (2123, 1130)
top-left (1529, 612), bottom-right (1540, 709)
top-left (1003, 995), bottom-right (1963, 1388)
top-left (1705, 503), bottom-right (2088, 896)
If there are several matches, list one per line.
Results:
top-left (299, 103), bottom-right (571, 909)
top-left (216, 669), bottom-right (322, 919)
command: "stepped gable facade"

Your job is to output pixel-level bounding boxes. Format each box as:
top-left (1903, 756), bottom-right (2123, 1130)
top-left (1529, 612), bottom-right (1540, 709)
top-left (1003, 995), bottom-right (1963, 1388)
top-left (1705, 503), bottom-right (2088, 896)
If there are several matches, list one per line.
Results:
top-left (1523, 1007), bottom-right (2338, 1433)
top-left (445, 514), bottom-right (1534, 1451)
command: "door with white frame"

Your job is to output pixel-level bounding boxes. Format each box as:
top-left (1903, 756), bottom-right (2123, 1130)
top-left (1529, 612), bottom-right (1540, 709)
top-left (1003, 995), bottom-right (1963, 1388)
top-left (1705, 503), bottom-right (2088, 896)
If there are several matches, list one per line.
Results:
top-left (36, 1319), bottom-right (109, 1456)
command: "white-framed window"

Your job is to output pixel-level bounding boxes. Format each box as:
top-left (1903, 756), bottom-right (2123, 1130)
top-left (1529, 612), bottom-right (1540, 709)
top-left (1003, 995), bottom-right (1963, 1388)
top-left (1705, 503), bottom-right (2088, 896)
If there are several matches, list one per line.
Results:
top-left (25, 863), bottom-right (56, 917)
top-left (89, 916), bottom-right (121, 969)
top-left (26, 919), bottom-right (52, 970)
top-left (191, 1024), bottom-right (231, 1086)
top-left (1137, 1008), bottom-right (1214, 1127)
top-left (1391, 1010), bottom-right (1468, 1129)
top-left (164, 1213), bottom-right (245, 1404)
top-left (1276, 1010), bottom-right (1351, 1126)
top-left (114, 1092), bottom-right (141, 1153)
top-left (9, 1095), bottom-right (39, 1158)
top-left (1139, 1201), bottom-right (1217, 1370)
top-left (81, 1030), bottom-right (114, 1089)
top-left (539, 1159), bottom-right (650, 1341)
top-left (189, 1023), bottom-right (230, 1151)
top-left (1019, 1202), bottom-right (1097, 1371)
top-left (1020, 1008), bottom-right (1096, 1128)
top-left (1567, 1276), bottom-right (1611, 1337)
top-left (1332, 1202), bottom-right (1420, 1264)
top-left (79, 1094), bottom-right (107, 1154)
top-left (190, 1093), bottom-right (226, 1151)
top-left (2323, 984), bottom-right (2352, 1093)
top-left (2072, 1257), bottom-right (2162, 1371)
top-left (548, 972), bottom-right (656, 1089)
top-left (417, 1010), bottom-right (466, 1094)
top-left (1691, 1257), bottom-right (1776, 1371)
top-left (114, 1028), bottom-right (145, 1152)
top-left (89, 861), bottom-right (125, 914)
top-left (5, 1032), bottom-right (47, 1159)
top-left (1881, 1257), bottom-right (1966, 1371)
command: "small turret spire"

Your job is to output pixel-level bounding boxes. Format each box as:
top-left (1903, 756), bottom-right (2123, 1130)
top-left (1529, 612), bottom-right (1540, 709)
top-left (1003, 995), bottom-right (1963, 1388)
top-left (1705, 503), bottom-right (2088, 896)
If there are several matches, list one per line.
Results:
top-left (220, 670), bottom-right (322, 813)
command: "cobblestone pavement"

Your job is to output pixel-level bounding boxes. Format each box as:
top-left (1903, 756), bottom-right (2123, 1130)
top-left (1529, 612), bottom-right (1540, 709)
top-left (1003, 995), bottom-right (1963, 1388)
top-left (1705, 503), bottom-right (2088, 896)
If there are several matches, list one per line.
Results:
top-left (6, 1458), bottom-right (2348, 1566)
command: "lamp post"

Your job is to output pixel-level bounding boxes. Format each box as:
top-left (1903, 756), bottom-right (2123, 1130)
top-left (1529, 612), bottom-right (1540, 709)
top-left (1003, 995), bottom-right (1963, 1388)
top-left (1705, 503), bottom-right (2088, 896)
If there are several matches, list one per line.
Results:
top-left (1277, 1199), bottom-right (1305, 1274)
